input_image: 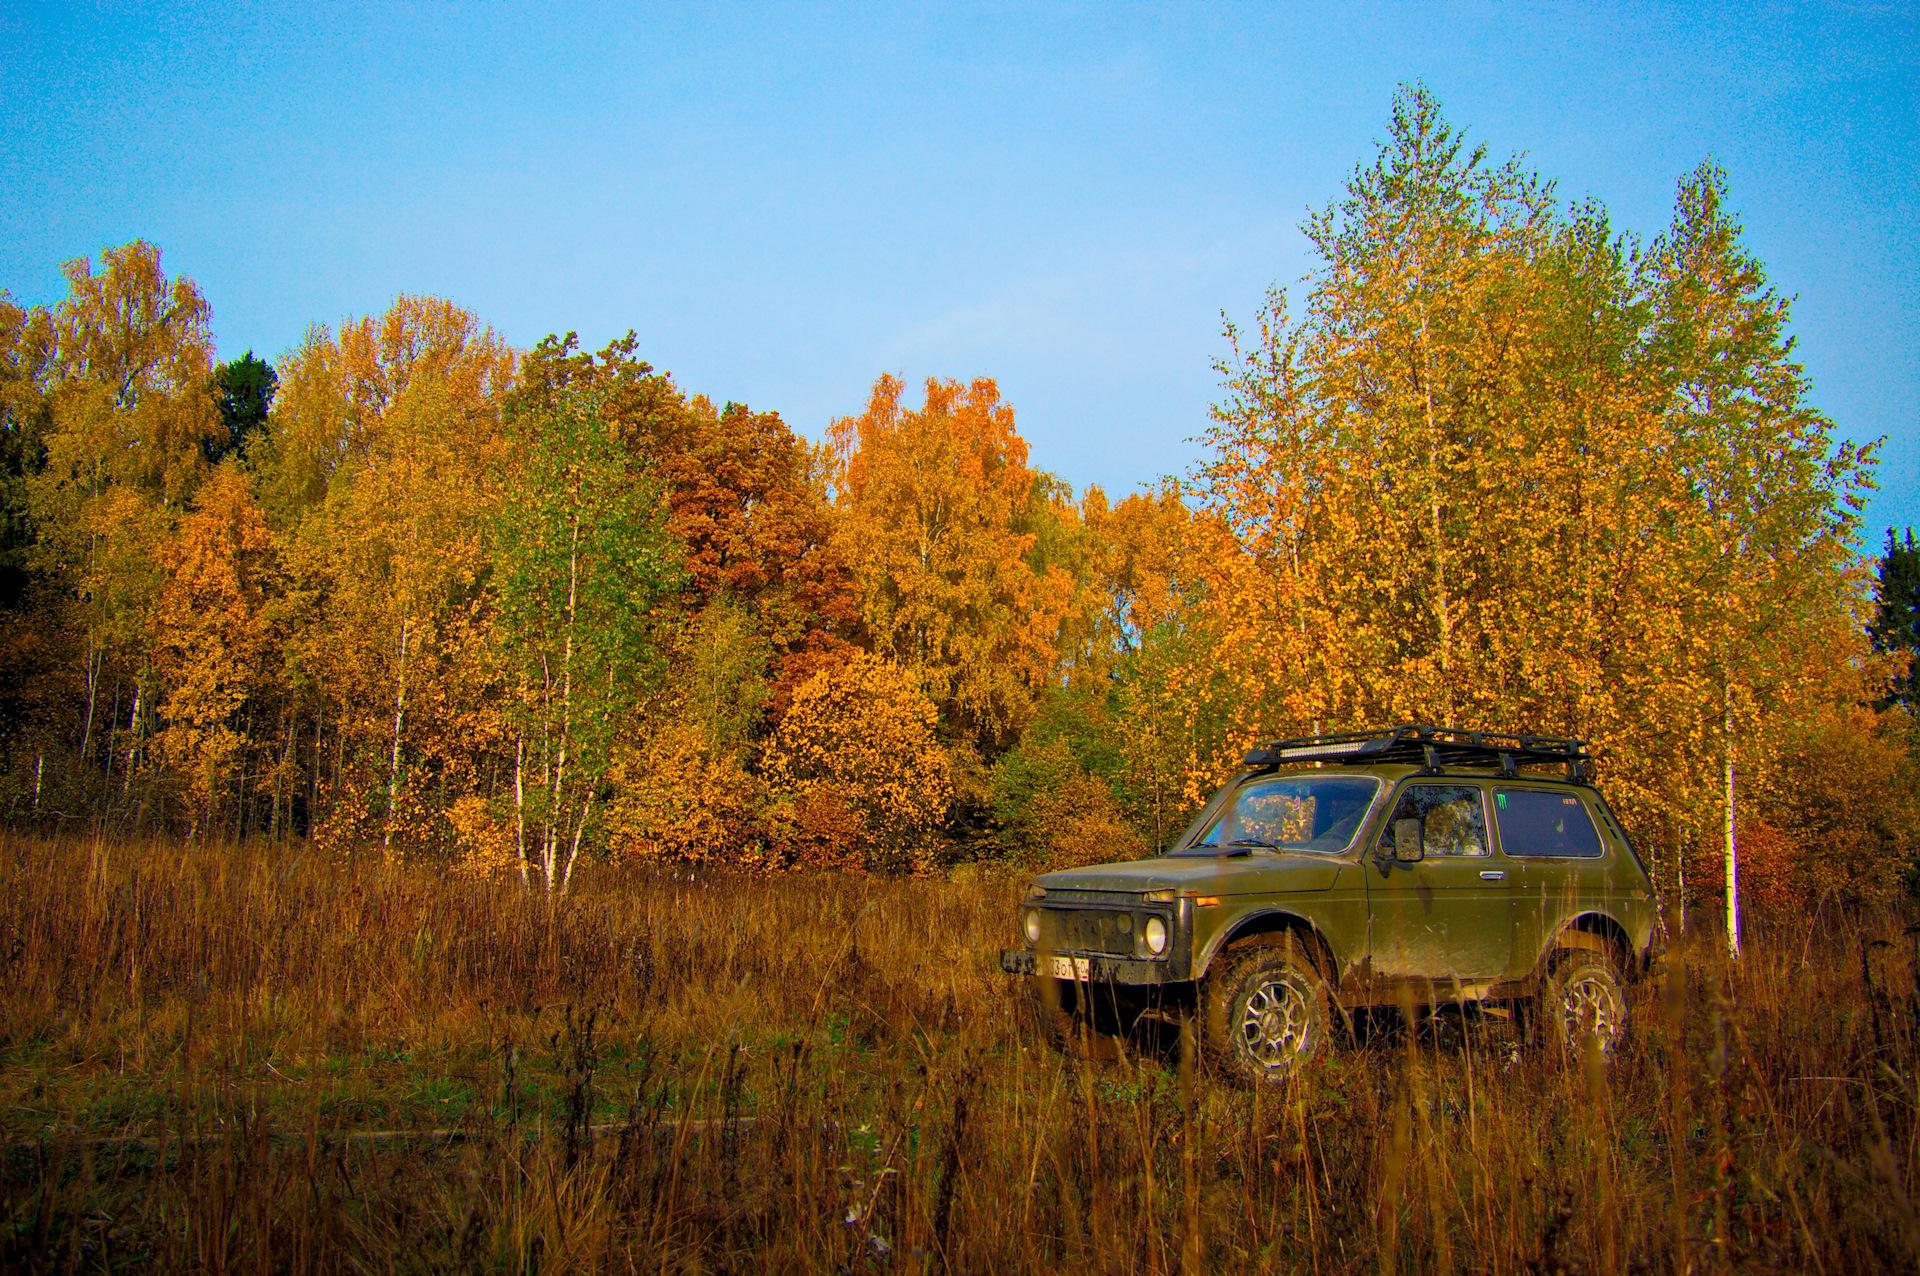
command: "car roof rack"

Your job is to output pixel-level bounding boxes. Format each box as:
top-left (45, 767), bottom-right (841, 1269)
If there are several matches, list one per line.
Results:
top-left (1243, 724), bottom-right (1592, 782)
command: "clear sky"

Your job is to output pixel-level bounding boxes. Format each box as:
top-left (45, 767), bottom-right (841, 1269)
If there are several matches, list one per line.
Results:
top-left (4, 2), bottom-right (1915, 546)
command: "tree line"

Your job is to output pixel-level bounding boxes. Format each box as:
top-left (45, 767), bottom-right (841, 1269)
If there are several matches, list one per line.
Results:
top-left (2, 87), bottom-right (1912, 925)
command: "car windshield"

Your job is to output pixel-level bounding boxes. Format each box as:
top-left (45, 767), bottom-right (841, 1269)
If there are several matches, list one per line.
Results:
top-left (1174, 774), bottom-right (1382, 856)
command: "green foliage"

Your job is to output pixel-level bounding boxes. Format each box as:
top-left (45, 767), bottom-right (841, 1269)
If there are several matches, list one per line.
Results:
top-left (987, 689), bottom-right (1144, 868)
top-left (495, 334), bottom-right (685, 886)
top-left (1871, 528), bottom-right (1920, 712)
top-left (206, 350), bottom-right (276, 463)
top-left (0, 295), bottom-right (53, 608)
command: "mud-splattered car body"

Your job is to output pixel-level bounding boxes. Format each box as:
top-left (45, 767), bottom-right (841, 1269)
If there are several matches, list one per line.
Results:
top-left (1000, 725), bottom-right (1657, 1080)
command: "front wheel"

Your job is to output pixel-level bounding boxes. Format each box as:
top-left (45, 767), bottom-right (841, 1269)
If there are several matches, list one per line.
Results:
top-left (1202, 943), bottom-right (1332, 1085)
top-left (1534, 949), bottom-right (1630, 1059)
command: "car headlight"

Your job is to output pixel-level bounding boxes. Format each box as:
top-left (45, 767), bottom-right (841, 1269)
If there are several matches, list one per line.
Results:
top-left (1144, 915), bottom-right (1168, 955)
top-left (1024, 909), bottom-right (1042, 944)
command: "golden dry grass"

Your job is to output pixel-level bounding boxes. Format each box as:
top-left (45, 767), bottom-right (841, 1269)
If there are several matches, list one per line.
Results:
top-left (1, 831), bottom-right (1915, 1273)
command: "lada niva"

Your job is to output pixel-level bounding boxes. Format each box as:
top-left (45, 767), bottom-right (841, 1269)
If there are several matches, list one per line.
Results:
top-left (1000, 725), bottom-right (1658, 1084)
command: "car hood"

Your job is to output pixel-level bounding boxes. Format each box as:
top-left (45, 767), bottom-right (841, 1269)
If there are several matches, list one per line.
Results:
top-left (1036, 854), bottom-right (1345, 896)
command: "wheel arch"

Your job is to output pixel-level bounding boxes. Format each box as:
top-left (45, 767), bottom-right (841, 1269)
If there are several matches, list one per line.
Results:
top-left (1196, 909), bottom-right (1342, 985)
top-left (1535, 911), bottom-right (1636, 983)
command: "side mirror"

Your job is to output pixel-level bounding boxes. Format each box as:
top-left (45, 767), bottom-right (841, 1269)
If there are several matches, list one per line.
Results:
top-left (1393, 818), bottom-right (1424, 862)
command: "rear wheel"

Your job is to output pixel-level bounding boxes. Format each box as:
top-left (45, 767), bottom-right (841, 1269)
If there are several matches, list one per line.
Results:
top-left (1533, 949), bottom-right (1629, 1059)
top-left (1202, 942), bottom-right (1331, 1085)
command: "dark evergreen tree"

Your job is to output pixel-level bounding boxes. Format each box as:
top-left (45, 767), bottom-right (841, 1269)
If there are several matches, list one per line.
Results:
top-left (1870, 527), bottom-right (1920, 711)
top-left (0, 299), bottom-right (51, 609)
top-left (206, 351), bottom-right (276, 462)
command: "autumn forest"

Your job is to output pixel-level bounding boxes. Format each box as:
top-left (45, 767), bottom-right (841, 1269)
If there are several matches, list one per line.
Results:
top-left (3, 88), bottom-right (1914, 924)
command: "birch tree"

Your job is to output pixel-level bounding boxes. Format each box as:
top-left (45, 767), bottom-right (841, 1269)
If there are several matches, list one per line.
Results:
top-left (264, 296), bottom-right (513, 853)
top-left (1201, 89), bottom-right (1875, 926)
top-left (495, 334), bottom-right (681, 892)
top-left (1649, 163), bottom-right (1872, 952)
top-left (24, 242), bottom-right (221, 811)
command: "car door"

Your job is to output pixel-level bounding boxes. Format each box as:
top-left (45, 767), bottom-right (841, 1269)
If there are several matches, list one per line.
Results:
top-left (1488, 786), bottom-right (1611, 978)
top-left (1363, 781), bottom-right (1514, 985)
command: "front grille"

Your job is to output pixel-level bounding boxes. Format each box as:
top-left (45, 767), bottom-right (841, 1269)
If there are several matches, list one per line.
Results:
top-left (1043, 889), bottom-right (1143, 906)
top-left (1039, 908), bottom-right (1141, 956)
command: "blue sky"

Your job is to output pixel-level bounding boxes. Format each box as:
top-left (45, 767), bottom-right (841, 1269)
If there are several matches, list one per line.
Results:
top-left (4, 2), bottom-right (1915, 546)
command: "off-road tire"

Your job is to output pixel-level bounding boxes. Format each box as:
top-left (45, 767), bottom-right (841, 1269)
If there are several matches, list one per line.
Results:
top-left (1533, 949), bottom-right (1630, 1060)
top-left (1202, 942), bottom-right (1331, 1085)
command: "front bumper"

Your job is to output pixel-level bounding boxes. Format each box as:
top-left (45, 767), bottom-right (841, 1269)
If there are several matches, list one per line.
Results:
top-left (1000, 948), bottom-right (1175, 986)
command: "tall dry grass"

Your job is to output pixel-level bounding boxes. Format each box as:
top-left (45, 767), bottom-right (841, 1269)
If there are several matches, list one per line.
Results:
top-left (1, 831), bottom-right (1915, 1273)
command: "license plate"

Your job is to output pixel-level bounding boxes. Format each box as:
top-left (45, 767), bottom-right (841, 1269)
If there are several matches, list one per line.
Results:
top-left (1041, 955), bottom-right (1093, 981)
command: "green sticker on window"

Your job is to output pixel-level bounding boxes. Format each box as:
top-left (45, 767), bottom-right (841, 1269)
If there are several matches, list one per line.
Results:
top-left (1496, 793), bottom-right (1507, 809)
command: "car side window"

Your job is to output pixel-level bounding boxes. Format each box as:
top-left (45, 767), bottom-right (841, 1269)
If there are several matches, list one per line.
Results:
top-left (1494, 789), bottom-right (1604, 859)
top-left (1381, 784), bottom-right (1489, 858)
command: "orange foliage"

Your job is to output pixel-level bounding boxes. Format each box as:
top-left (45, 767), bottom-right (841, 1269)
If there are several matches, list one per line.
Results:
top-left (829, 375), bottom-right (1073, 749)
top-left (1737, 822), bottom-right (1801, 918)
top-left (655, 396), bottom-right (856, 713)
top-left (151, 464), bottom-right (275, 832)
top-left (1745, 708), bottom-right (1920, 914)
top-left (1080, 482), bottom-right (1192, 660)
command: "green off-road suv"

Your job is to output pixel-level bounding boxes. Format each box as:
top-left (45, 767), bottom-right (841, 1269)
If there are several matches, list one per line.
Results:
top-left (1000, 725), bottom-right (1658, 1084)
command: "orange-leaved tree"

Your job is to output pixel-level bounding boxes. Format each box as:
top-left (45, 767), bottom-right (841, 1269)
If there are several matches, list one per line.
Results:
top-left (150, 462), bottom-right (277, 837)
top-left (652, 394), bottom-right (857, 712)
top-left (828, 374), bottom-right (1073, 753)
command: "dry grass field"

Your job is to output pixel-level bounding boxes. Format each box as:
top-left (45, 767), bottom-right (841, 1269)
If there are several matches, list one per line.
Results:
top-left (1, 831), bottom-right (1915, 1273)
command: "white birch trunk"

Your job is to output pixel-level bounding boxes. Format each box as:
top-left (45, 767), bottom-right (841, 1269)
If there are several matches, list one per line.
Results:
top-left (514, 730), bottom-right (529, 889)
top-left (311, 697), bottom-right (323, 826)
top-left (1676, 837), bottom-right (1688, 935)
top-left (384, 615), bottom-right (411, 857)
top-left (123, 683), bottom-right (142, 795)
top-left (560, 794), bottom-right (592, 894)
top-left (80, 639), bottom-right (99, 766)
top-left (546, 515), bottom-right (581, 896)
top-left (1419, 297), bottom-right (1453, 729)
top-left (1724, 683), bottom-right (1740, 957)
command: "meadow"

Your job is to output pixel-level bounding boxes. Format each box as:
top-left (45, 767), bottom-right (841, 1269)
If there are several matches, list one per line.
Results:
top-left (1, 831), bottom-right (1914, 1274)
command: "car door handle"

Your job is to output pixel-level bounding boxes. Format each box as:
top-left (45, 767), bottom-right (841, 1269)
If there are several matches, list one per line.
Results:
top-left (1480, 870), bottom-right (1506, 881)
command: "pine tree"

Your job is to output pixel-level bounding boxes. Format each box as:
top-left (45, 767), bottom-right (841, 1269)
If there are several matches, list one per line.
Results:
top-left (205, 352), bottom-right (276, 463)
top-left (1871, 528), bottom-right (1920, 712)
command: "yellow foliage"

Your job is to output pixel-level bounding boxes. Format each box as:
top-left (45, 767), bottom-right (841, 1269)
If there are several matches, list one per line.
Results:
top-left (764, 653), bottom-right (952, 874)
top-left (1198, 88), bottom-right (1877, 915)
top-left (604, 724), bottom-right (767, 866)
top-left (446, 793), bottom-right (520, 881)
top-left (1021, 771), bottom-right (1146, 871)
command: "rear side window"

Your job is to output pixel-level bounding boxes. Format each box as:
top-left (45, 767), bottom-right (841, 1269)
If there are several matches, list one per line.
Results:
top-left (1494, 790), bottom-right (1603, 859)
